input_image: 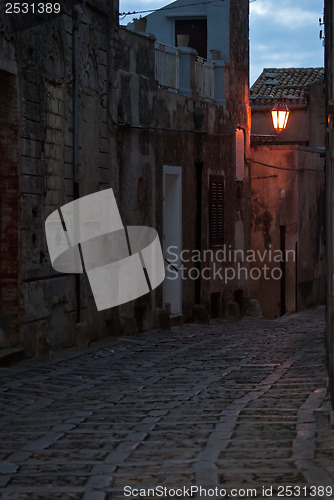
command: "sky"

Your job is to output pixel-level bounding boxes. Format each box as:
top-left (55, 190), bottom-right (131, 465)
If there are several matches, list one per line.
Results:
top-left (119, 0), bottom-right (325, 85)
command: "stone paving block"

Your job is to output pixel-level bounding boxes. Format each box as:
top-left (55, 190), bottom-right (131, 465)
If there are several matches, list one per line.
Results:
top-left (82, 491), bottom-right (106, 500)
top-left (86, 474), bottom-right (114, 489)
top-left (0, 307), bottom-right (331, 497)
top-left (0, 461), bottom-right (18, 474)
top-left (9, 473), bottom-right (88, 487)
top-left (22, 432), bottom-right (64, 451)
top-left (0, 475), bottom-right (11, 487)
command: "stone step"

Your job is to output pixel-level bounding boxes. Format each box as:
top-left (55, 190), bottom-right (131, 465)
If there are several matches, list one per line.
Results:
top-left (169, 314), bottom-right (184, 326)
top-left (0, 347), bottom-right (25, 367)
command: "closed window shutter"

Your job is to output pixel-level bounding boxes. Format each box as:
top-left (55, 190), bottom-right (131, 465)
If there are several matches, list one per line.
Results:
top-left (236, 128), bottom-right (244, 181)
top-left (209, 175), bottom-right (224, 246)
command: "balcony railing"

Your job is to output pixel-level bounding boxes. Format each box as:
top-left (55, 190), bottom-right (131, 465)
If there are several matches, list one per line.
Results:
top-left (154, 43), bottom-right (221, 102)
top-left (195, 56), bottom-right (215, 99)
top-left (155, 43), bottom-right (179, 91)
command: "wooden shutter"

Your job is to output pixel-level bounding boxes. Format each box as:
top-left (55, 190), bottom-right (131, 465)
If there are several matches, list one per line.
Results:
top-left (209, 175), bottom-right (224, 246)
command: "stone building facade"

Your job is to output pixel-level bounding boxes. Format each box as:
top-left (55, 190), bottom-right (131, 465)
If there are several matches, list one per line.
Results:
top-left (0, 0), bottom-right (118, 357)
top-left (250, 68), bottom-right (326, 319)
top-left (0, 0), bottom-right (251, 359)
top-left (325, 0), bottom-right (334, 407)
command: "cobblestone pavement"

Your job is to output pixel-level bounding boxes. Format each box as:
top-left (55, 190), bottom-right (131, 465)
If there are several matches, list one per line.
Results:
top-left (0, 306), bottom-right (333, 500)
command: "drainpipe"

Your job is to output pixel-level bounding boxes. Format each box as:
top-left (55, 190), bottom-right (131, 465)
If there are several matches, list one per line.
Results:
top-left (73, 4), bottom-right (83, 322)
top-left (195, 160), bottom-right (203, 304)
top-left (193, 109), bottom-right (205, 304)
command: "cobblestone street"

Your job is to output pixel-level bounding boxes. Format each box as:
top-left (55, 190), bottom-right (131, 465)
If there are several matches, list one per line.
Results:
top-left (0, 306), bottom-right (333, 499)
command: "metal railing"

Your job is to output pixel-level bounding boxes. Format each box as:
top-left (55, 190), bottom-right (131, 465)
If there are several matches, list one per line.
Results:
top-left (195, 56), bottom-right (215, 99)
top-left (155, 43), bottom-right (179, 91)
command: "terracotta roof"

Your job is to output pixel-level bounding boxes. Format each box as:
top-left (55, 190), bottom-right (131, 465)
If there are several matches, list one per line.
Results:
top-left (250, 67), bottom-right (324, 106)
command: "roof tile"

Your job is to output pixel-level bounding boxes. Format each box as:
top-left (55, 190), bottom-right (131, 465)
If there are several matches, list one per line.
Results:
top-left (250, 67), bottom-right (324, 105)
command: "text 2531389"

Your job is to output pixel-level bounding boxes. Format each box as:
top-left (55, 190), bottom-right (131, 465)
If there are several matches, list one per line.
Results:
top-left (5, 3), bottom-right (61, 14)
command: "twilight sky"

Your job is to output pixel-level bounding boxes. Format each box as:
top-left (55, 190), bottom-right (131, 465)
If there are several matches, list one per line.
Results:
top-left (119, 0), bottom-right (324, 84)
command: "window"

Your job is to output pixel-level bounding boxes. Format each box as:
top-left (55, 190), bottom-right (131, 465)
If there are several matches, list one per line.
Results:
top-left (209, 175), bottom-right (224, 246)
top-left (235, 128), bottom-right (244, 181)
top-left (175, 19), bottom-right (207, 59)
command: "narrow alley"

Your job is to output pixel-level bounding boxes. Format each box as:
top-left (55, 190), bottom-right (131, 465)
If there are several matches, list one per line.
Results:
top-left (0, 306), bottom-right (333, 499)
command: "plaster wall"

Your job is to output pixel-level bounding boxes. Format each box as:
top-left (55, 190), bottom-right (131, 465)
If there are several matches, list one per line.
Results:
top-left (131, 0), bottom-right (231, 61)
top-left (251, 108), bottom-right (309, 142)
top-left (251, 146), bottom-right (298, 319)
top-left (251, 145), bottom-right (325, 318)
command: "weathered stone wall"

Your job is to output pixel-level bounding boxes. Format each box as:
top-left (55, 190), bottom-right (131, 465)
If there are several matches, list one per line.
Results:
top-left (0, 0), bottom-right (251, 357)
top-left (297, 148), bottom-right (326, 310)
top-left (229, 0), bottom-right (249, 108)
top-left (250, 144), bottom-right (325, 319)
top-left (251, 146), bottom-right (298, 319)
top-left (116, 23), bottom-right (251, 321)
top-left (308, 81), bottom-right (326, 148)
top-left (0, 3), bottom-right (118, 355)
top-left (325, 0), bottom-right (334, 407)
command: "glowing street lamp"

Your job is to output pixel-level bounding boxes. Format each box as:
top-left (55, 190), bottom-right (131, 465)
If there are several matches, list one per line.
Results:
top-left (271, 101), bottom-right (290, 135)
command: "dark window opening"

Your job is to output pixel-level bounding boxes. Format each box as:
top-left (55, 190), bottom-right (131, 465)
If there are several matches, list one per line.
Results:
top-left (175, 19), bottom-right (207, 58)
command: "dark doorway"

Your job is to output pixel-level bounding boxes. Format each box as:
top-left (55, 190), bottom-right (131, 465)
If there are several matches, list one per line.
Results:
top-left (234, 289), bottom-right (244, 314)
top-left (210, 292), bottom-right (220, 318)
top-left (175, 19), bottom-right (207, 58)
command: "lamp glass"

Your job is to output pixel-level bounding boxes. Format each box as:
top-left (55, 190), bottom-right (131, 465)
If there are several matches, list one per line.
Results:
top-left (271, 102), bottom-right (290, 134)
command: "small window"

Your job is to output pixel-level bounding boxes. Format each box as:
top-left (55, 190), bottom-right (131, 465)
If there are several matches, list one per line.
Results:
top-left (209, 175), bottom-right (224, 246)
top-left (235, 128), bottom-right (244, 181)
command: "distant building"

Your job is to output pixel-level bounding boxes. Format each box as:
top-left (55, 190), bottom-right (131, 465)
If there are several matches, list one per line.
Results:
top-left (129, 0), bottom-right (232, 61)
top-left (250, 68), bottom-right (326, 318)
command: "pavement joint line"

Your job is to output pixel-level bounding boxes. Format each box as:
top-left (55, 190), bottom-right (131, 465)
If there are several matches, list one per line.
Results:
top-left (293, 387), bottom-right (328, 477)
top-left (193, 350), bottom-right (318, 493)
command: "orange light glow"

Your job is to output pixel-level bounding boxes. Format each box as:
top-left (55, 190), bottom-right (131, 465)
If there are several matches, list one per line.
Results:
top-left (271, 101), bottom-right (290, 134)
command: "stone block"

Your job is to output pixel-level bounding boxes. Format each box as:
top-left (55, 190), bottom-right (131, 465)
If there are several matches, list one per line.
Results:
top-left (246, 299), bottom-right (263, 318)
top-left (35, 330), bottom-right (51, 360)
top-left (75, 322), bottom-right (90, 347)
top-left (193, 304), bottom-right (209, 324)
top-left (225, 300), bottom-right (241, 320)
top-left (170, 314), bottom-right (184, 326)
top-left (20, 174), bottom-right (45, 195)
top-left (121, 316), bottom-right (137, 335)
top-left (155, 308), bottom-right (170, 330)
